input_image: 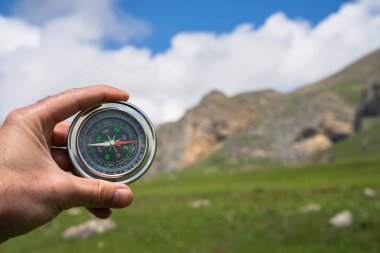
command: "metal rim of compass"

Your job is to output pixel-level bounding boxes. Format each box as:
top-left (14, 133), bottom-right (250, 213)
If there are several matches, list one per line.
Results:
top-left (67, 101), bottom-right (156, 184)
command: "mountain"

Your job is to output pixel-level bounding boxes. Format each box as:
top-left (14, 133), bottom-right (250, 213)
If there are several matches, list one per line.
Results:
top-left (222, 91), bottom-right (354, 162)
top-left (150, 48), bottom-right (380, 174)
top-left (296, 48), bottom-right (380, 105)
top-left (153, 90), bottom-right (282, 174)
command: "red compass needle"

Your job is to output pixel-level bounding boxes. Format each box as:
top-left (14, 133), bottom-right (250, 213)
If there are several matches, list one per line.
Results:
top-left (114, 140), bottom-right (136, 146)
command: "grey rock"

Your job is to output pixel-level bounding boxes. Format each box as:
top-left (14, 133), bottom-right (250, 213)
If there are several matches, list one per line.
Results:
top-left (354, 71), bottom-right (380, 131)
top-left (190, 199), bottom-right (211, 208)
top-left (150, 90), bottom-right (282, 174)
top-left (329, 210), bottom-right (353, 228)
top-left (363, 187), bottom-right (377, 198)
top-left (300, 203), bottom-right (321, 213)
top-left (223, 91), bottom-right (354, 162)
top-left (62, 219), bottom-right (116, 240)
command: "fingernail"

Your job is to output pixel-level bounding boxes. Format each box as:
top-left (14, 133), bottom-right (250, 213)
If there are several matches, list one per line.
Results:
top-left (113, 188), bottom-right (133, 207)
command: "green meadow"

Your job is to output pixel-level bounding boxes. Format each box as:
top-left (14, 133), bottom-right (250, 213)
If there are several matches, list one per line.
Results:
top-left (2, 152), bottom-right (380, 253)
top-left (2, 120), bottom-right (380, 253)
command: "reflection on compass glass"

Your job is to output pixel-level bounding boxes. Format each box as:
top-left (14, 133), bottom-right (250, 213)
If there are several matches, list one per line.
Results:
top-left (78, 110), bottom-right (147, 176)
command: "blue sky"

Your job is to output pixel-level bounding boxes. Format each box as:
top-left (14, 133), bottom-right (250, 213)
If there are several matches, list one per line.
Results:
top-left (0, 0), bottom-right (379, 124)
top-left (0, 0), bottom-right (350, 53)
top-left (122, 0), bottom-right (350, 52)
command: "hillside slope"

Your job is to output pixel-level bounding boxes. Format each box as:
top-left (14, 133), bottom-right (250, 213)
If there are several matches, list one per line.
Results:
top-left (222, 91), bottom-right (354, 162)
top-left (296, 48), bottom-right (380, 105)
top-left (151, 48), bottom-right (380, 174)
top-left (318, 118), bottom-right (380, 161)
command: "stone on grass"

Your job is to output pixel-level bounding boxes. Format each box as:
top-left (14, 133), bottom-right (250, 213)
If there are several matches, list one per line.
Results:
top-left (300, 203), bottom-right (321, 213)
top-left (191, 199), bottom-right (211, 208)
top-left (62, 219), bottom-right (116, 240)
top-left (363, 187), bottom-right (377, 198)
top-left (97, 241), bottom-right (106, 248)
top-left (329, 210), bottom-right (353, 228)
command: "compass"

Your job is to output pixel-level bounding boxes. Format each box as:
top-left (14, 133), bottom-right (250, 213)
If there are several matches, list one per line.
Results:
top-left (67, 102), bottom-right (156, 184)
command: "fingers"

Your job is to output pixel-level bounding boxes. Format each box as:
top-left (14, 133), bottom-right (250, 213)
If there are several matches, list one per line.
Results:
top-left (87, 208), bottom-right (112, 219)
top-left (33, 85), bottom-right (129, 126)
top-left (51, 148), bottom-right (73, 172)
top-left (52, 121), bottom-right (71, 147)
top-left (60, 176), bottom-right (133, 210)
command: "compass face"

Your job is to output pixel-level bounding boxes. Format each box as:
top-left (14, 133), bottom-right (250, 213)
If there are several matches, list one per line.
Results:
top-left (78, 110), bottom-right (146, 176)
top-left (68, 102), bottom-right (156, 184)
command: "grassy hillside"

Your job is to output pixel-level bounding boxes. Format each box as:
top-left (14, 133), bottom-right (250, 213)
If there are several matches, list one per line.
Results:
top-left (2, 156), bottom-right (380, 253)
top-left (319, 119), bottom-right (380, 161)
top-left (296, 48), bottom-right (380, 105)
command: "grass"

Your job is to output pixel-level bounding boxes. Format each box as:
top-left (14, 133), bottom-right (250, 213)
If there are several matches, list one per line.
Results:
top-left (328, 79), bottom-right (363, 105)
top-left (1, 155), bottom-right (380, 253)
top-left (319, 119), bottom-right (380, 161)
top-left (296, 48), bottom-right (380, 106)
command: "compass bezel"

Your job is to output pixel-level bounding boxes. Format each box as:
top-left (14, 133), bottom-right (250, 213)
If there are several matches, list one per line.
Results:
top-left (67, 102), bottom-right (156, 184)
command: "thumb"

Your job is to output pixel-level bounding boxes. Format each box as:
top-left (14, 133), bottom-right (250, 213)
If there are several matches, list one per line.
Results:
top-left (61, 176), bottom-right (133, 209)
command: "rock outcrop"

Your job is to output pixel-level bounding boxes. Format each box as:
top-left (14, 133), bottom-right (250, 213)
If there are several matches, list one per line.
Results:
top-left (151, 88), bottom-right (354, 174)
top-left (152, 90), bottom-right (282, 173)
top-left (354, 71), bottom-right (380, 131)
top-left (222, 91), bottom-right (354, 162)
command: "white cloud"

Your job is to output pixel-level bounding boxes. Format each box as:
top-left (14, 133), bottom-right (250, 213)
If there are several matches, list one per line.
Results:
top-left (0, 0), bottom-right (380, 124)
top-left (0, 16), bottom-right (40, 55)
top-left (12, 0), bottom-right (150, 42)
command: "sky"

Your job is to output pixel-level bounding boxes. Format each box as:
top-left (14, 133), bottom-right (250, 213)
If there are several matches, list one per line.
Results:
top-left (0, 0), bottom-right (380, 124)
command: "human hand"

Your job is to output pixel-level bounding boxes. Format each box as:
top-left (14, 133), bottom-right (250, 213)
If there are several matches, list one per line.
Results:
top-left (0, 85), bottom-right (133, 243)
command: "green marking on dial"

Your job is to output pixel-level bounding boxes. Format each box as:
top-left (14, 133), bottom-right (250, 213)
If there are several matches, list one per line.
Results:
top-left (123, 145), bottom-right (129, 151)
top-left (96, 135), bottom-right (102, 142)
top-left (105, 154), bottom-right (110, 160)
top-left (114, 127), bottom-right (120, 133)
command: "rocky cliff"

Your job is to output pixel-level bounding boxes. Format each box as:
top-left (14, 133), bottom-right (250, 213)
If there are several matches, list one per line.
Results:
top-left (153, 90), bottom-right (282, 173)
top-left (222, 91), bottom-right (354, 163)
top-left (354, 71), bottom-right (380, 131)
top-left (150, 48), bottom-right (380, 174)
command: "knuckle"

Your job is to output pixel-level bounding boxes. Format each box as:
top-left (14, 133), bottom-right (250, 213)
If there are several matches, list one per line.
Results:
top-left (54, 88), bottom-right (81, 101)
top-left (97, 84), bottom-right (111, 90)
top-left (44, 174), bottom-right (71, 210)
top-left (57, 88), bottom-right (81, 101)
top-left (4, 108), bottom-right (28, 125)
top-left (94, 180), bottom-right (108, 207)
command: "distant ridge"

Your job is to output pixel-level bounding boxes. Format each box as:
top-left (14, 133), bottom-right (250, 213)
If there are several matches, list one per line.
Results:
top-left (296, 48), bottom-right (380, 104)
top-left (149, 48), bottom-right (380, 174)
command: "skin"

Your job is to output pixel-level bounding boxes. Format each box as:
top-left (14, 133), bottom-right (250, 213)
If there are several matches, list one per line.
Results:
top-left (0, 85), bottom-right (134, 243)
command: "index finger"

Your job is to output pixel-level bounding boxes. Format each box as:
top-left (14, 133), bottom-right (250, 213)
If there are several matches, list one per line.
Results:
top-left (34, 85), bottom-right (129, 126)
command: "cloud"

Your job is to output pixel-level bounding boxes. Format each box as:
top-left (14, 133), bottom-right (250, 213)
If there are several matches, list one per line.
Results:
top-left (0, 16), bottom-right (40, 55)
top-left (12, 0), bottom-right (150, 43)
top-left (0, 0), bottom-right (380, 124)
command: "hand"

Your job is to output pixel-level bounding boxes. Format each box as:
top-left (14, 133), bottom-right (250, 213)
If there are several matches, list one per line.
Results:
top-left (0, 85), bottom-right (133, 243)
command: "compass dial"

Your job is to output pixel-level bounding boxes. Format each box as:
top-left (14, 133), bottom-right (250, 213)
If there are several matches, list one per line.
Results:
top-left (67, 102), bottom-right (156, 184)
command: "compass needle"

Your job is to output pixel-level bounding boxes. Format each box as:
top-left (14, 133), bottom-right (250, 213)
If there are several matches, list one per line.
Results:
top-left (87, 142), bottom-right (110, 147)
